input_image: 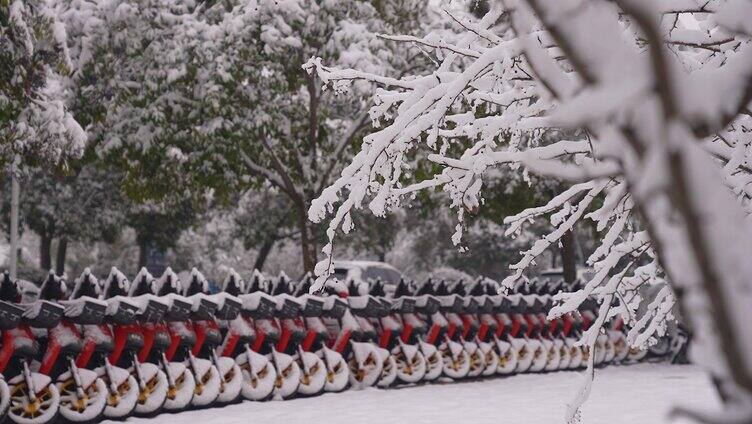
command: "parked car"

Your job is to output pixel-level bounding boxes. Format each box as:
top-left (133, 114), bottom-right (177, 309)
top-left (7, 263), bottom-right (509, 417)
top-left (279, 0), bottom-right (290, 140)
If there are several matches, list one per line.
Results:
top-left (538, 267), bottom-right (595, 284)
top-left (331, 261), bottom-right (404, 296)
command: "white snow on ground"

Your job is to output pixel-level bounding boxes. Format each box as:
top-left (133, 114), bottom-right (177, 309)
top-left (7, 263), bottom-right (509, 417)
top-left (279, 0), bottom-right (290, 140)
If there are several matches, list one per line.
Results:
top-left (106, 363), bottom-right (720, 424)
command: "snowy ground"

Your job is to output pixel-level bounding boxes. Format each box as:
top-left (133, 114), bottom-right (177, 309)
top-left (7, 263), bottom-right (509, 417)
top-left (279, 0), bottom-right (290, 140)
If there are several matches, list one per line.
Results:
top-left (106, 363), bottom-right (720, 424)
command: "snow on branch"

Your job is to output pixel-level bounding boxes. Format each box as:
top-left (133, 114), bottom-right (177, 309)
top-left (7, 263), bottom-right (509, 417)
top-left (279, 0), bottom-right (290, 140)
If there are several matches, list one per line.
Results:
top-left (307, 0), bottom-right (752, 420)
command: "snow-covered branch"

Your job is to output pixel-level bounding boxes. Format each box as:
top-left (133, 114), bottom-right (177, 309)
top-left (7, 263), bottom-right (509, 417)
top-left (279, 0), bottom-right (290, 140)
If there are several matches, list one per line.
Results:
top-left (308, 0), bottom-right (752, 421)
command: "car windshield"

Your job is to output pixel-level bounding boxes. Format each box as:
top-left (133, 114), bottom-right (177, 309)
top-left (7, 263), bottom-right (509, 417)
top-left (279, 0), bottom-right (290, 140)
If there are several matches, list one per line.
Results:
top-left (332, 268), bottom-right (349, 282)
top-left (361, 266), bottom-right (401, 286)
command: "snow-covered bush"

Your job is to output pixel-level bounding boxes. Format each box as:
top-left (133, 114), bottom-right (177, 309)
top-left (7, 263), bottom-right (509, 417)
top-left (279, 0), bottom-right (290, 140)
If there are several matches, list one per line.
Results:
top-left (306, 1), bottom-right (752, 421)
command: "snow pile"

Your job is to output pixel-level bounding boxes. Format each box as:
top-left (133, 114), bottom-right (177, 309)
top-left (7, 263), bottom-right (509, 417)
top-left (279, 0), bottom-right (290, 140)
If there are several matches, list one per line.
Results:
top-left (110, 364), bottom-right (717, 424)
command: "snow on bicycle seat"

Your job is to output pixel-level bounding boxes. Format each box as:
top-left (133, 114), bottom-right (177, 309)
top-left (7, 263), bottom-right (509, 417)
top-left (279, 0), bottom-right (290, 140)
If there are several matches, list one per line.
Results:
top-left (100, 266), bottom-right (141, 324)
top-left (221, 269), bottom-right (245, 296)
top-left (477, 296), bottom-right (494, 314)
top-left (414, 295), bottom-right (440, 315)
top-left (211, 292), bottom-right (242, 320)
top-left (59, 268), bottom-right (108, 324)
top-left (182, 267), bottom-right (220, 320)
top-left (127, 268), bottom-right (169, 323)
top-left (214, 269), bottom-right (244, 320)
top-left (522, 294), bottom-right (541, 313)
top-left (347, 295), bottom-right (381, 317)
top-left (461, 297), bottom-right (480, 314)
top-left (162, 293), bottom-right (193, 322)
top-left (531, 295), bottom-right (548, 314)
top-left (322, 296), bottom-right (347, 319)
top-left (143, 275), bottom-right (191, 320)
top-left (105, 296), bottom-right (140, 325)
top-left (240, 291), bottom-right (277, 319)
top-left (508, 293), bottom-right (524, 312)
top-left (130, 294), bottom-right (169, 323)
top-left (492, 295), bottom-right (512, 313)
top-left (389, 296), bottom-right (416, 314)
top-left (185, 293), bottom-right (218, 320)
top-left (0, 300), bottom-right (24, 330)
top-left (489, 294), bottom-right (504, 311)
top-left (0, 272), bottom-right (24, 329)
top-left (436, 294), bottom-right (463, 313)
top-left (298, 294), bottom-right (324, 318)
top-left (274, 293), bottom-right (302, 319)
top-left (152, 268), bottom-right (193, 321)
top-left (538, 295), bottom-right (554, 314)
top-left (59, 297), bottom-right (108, 325)
top-left (21, 300), bottom-right (65, 328)
top-left (375, 298), bottom-right (392, 317)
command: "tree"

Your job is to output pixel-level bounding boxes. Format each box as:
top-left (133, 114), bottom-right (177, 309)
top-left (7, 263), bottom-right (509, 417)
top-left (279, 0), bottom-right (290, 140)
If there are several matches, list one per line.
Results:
top-left (231, 188), bottom-right (299, 272)
top-left (2, 0), bottom-right (86, 277)
top-left (389, 207), bottom-right (523, 279)
top-left (54, 0), bottom-right (213, 269)
top-left (1, 0), bottom-right (85, 167)
top-left (128, 200), bottom-right (199, 269)
top-left (1, 162), bottom-right (127, 275)
top-left (343, 210), bottom-right (404, 263)
top-left (90, 0), bottom-right (440, 273)
top-left (200, 0), bottom-right (443, 273)
top-left (56, 0), bottom-right (210, 200)
top-left (306, 1), bottom-right (752, 422)
top-left (472, 165), bottom-right (577, 279)
top-left (174, 187), bottom-right (306, 276)
top-left (58, 0), bottom-right (443, 273)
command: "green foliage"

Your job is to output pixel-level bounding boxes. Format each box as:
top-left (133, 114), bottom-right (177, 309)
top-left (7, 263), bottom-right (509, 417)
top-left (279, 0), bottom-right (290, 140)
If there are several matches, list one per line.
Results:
top-left (0, 159), bottom-right (127, 245)
top-left (127, 201), bottom-right (199, 252)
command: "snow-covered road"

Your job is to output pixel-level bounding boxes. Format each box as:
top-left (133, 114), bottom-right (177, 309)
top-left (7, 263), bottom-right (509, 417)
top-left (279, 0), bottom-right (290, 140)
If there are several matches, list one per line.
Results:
top-left (105, 363), bottom-right (720, 424)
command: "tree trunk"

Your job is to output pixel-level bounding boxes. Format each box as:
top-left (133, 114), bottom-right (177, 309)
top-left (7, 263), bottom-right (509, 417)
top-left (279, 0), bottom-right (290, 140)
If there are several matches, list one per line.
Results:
top-left (560, 229), bottom-right (577, 283)
top-left (253, 238), bottom-right (276, 272)
top-left (297, 204), bottom-right (318, 274)
top-left (377, 230), bottom-right (389, 263)
top-left (39, 234), bottom-right (52, 271)
top-left (138, 242), bottom-right (148, 269)
top-left (308, 73), bottom-right (319, 173)
top-left (55, 238), bottom-right (67, 276)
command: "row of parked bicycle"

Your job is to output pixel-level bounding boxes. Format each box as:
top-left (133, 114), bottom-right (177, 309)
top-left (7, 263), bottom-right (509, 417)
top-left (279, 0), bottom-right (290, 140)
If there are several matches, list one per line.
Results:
top-left (0, 266), bottom-right (663, 424)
